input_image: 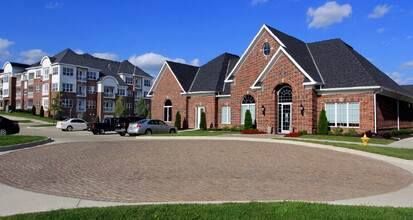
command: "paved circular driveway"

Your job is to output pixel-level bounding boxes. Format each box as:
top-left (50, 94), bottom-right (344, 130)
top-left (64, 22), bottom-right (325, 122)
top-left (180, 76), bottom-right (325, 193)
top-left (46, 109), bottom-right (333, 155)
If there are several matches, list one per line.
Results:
top-left (0, 139), bottom-right (411, 203)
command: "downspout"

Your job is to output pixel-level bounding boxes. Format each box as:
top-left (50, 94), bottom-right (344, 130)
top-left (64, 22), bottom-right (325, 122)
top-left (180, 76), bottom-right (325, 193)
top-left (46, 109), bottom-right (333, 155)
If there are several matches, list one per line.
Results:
top-left (374, 89), bottom-right (383, 134)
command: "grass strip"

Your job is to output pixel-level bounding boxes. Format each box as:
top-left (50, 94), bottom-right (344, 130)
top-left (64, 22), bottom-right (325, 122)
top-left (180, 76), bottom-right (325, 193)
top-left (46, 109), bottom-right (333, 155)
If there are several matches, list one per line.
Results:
top-left (0, 112), bottom-right (55, 123)
top-left (152, 130), bottom-right (240, 136)
top-left (30, 124), bottom-right (56, 127)
top-left (16, 120), bottom-right (33, 123)
top-left (4, 202), bottom-right (413, 220)
top-left (0, 135), bottom-right (48, 147)
top-left (278, 138), bottom-right (413, 160)
top-left (299, 134), bottom-right (395, 145)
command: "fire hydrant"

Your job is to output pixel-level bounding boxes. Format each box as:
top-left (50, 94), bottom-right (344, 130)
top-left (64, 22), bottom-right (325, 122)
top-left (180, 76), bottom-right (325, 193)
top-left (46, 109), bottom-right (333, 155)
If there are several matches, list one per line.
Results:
top-left (361, 134), bottom-right (370, 146)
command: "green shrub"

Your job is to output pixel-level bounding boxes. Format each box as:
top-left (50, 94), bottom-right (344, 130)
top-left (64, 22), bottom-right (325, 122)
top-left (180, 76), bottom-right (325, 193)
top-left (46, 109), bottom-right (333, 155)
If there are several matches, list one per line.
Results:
top-left (31, 106), bottom-right (36, 115)
top-left (94, 116), bottom-right (100, 123)
top-left (244, 110), bottom-right (252, 131)
top-left (317, 109), bottom-right (328, 135)
top-left (174, 111), bottom-right (181, 129)
top-left (298, 130), bottom-right (308, 135)
top-left (343, 128), bottom-right (357, 136)
top-left (199, 111), bottom-right (207, 130)
top-left (332, 127), bottom-right (343, 135)
top-left (147, 111), bottom-right (151, 119)
top-left (39, 106), bottom-right (44, 118)
top-left (230, 125), bottom-right (238, 131)
top-left (53, 110), bottom-right (62, 121)
top-left (222, 126), bottom-right (229, 131)
top-left (391, 129), bottom-right (413, 136)
top-left (327, 131), bottom-right (333, 135)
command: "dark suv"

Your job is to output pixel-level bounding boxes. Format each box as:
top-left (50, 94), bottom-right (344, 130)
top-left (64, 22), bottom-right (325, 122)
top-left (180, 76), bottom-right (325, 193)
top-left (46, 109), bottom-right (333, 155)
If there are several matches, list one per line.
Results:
top-left (114, 116), bottom-right (145, 136)
top-left (0, 116), bottom-right (20, 135)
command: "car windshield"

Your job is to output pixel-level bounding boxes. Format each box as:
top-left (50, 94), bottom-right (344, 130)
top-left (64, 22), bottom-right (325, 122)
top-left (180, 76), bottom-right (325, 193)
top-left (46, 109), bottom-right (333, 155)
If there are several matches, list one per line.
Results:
top-left (137, 119), bottom-right (147, 124)
top-left (63, 119), bottom-right (70, 122)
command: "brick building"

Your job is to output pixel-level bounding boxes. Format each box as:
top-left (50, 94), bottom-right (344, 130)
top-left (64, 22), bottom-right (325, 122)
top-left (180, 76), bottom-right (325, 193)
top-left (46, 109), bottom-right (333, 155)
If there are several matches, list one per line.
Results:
top-left (0, 49), bottom-right (152, 122)
top-left (148, 24), bottom-right (413, 134)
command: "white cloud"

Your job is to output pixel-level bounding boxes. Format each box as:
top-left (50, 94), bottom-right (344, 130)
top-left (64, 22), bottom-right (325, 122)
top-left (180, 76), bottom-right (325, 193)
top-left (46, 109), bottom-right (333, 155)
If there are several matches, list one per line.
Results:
top-left (45, 2), bottom-right (63, 9)
top-left (400, 61), bottom-right (413, 69)
top-left (377, 28), bottom-right (386, 34)
top-left (407, 36), bottom-right (412, 40)
top-left (368, 5), bottom-right (392, 19)
top-left (307, 1), bottom-right (352, 29)
top-left (381, 41), bottom-right (390, 46)
top-left (92, 52), bottom-right (119, 61)
top-left (19, 49), bottom-right (48, 64)
top-left (251, 0), bottom-right (268, 6)
top-left (389, 72), bottom-right (413, 85)
top-left (0, 38), bottom-right (14, 62)
top-left (74, 49), bottom-right (84, 54)
top-left (128, 52), bottom-right (200, 74)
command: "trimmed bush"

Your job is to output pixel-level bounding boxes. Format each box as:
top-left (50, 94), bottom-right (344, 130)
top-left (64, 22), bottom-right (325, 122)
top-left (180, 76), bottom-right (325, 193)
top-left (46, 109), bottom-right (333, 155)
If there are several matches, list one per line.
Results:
top-left (53, 110), bottom-right (62, 121)
top-left (382, 132), bottom-right (392, 139)
top-left (31, 106), bottom-right (36, 115)
top-left (199, 111), bottom-right (207, 130)
top-left (39, 106), bottom-right (44, 118)
top-left (317, 109), bottom-right (328, 135)
top-left (94, 116), bottom-right (100, 123)
top-left (241, 130), bottom-right (267, 134)
top-left (147, 111), bottom-right (151, 119)
top-left (222, 126), bottom-right (229, 131)
top-left (343, 128), bottom-right (357, 136)
top-left (327, 131), bottom-right (333, 135)
top-left (244, 109), bottom-right (252, 131)
top-left (365, 130), bottom-right (373, 138)
top-left (298, 130), bottom-right (308, 135)
top-left (174, 111), bottom-right (181, 129)
top-left (332, 127), bottom-right (343, 135)
top-left (391, 129), bottom-right (413, 136)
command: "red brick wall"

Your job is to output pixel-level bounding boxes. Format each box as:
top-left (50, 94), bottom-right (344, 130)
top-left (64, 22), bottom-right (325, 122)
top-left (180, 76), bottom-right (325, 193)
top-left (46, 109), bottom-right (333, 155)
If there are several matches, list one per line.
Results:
top-left (188, 95), bottom-right (217, 128)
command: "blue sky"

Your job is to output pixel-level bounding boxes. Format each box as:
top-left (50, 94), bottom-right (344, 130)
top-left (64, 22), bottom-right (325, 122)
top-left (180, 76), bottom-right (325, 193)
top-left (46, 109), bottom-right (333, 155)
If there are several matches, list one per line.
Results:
top-left (0, 0), bottom-right (412, 84)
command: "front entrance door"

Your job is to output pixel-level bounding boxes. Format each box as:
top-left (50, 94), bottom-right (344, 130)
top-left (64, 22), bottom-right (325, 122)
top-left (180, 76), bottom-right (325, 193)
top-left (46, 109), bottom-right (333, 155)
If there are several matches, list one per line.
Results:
top-left (278, 103), bottom-right (292, 133)
top-left (195, 106), bottom-right (205, 129)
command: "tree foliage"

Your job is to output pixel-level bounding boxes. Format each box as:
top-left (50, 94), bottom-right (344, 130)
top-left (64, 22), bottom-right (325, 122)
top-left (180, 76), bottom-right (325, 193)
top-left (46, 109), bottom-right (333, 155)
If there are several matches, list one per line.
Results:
top-left (136, 96), bottom-right (148, 117)
top-left (39, 106), bottom-right (44, 118)
top-left (31, 106), bottom-right (36, 115)
top-left (147, 111), bottom-right (151, 119)
top-left (244, 109), bottom-right (252, 131)
top-left (318, 109), bottom-right (328, 135)
top-left (49, 93), bottom-right (63, 124)
top-left (94, 116), bottom-right (100, 123)
top-left (115, 96), bottom-right (126, 117)
top-left (174, 111), bottom-right (181, 129)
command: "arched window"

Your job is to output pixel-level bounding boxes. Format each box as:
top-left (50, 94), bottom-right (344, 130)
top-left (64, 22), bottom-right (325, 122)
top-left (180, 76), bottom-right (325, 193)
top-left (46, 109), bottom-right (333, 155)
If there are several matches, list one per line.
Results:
top-left (241, 95), bottom-right (255, 124)
top-left (164, 99), bottom-right (172, 122)
top-left (278, 87), bottom-right (292, 133)
top-left (278, 87), bottom-right (292, 103)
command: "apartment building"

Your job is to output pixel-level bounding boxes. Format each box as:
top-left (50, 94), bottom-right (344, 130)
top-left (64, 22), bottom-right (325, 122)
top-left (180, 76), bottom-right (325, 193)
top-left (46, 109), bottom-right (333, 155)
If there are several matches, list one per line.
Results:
top-left (0, 48), bottom-right (152, 122)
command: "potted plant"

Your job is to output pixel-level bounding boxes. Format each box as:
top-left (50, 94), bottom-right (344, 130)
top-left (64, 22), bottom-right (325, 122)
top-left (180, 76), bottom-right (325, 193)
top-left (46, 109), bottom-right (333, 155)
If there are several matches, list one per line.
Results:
top-left (289, 125), bottom-right (294, 133)
top-left (267, 125), bottom-right (273, 134)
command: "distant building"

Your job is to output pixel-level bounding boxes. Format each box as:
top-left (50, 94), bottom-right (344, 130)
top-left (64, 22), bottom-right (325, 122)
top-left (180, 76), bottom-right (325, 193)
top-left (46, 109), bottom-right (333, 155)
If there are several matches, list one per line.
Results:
top-left (0, 49), bottom-right (152, 121)
top-left (148, 24), bottom-right (413, 133)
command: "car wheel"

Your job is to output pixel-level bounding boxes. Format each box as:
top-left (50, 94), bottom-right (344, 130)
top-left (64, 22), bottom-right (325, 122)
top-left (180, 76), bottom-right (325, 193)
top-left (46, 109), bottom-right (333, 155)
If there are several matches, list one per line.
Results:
top-left (119, 132), bottom-right (126, 136)
top-left (145, 129), bottom-right (152, 135)
top-left (92, 131), bottom-right (98, 135)
top-left (66, 126), bottom-right (73, 131)
top-left (0, 129), bottom-right (7, 136)
top-left (169, 129), bottom-right (176, 134)
top-left (99, 129), bottom-right (105, 135)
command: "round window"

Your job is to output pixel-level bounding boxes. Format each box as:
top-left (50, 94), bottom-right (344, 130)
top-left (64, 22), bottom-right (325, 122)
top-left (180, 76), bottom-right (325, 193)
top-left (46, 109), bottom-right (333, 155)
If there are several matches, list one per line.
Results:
top-left (263, 42), bottom-right (271, 56)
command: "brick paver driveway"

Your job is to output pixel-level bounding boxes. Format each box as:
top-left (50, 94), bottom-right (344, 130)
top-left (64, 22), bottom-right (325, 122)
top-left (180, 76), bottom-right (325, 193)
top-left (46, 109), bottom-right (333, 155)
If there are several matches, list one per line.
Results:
top-left (0, 139), bottom-right (411, 203)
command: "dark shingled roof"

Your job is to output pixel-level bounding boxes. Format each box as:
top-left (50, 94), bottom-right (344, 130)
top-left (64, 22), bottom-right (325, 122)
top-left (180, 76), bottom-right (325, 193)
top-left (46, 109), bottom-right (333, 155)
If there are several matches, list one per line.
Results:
top-left (166, 61), bottom-right (199, 92)
top-left (28, 49), bottom-right (151, 86)
top-left (266, 25), bottom-right (322, 83)
top-left (189, 53), bottom-right (240, 93)
top-left (0, 69), bottom-right (3, 73)
top-left (401, 85), bottom-right (413, 97)
top-left (9, 62), bottom-right (30, 68)
top-left (308, 39), bottom-right (411, 96)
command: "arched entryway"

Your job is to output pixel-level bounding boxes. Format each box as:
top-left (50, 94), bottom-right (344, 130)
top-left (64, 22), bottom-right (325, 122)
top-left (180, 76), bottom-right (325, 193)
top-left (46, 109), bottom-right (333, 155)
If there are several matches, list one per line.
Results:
top-left (164, 99), bottom-right (172, 122)
top-left (278, 86), bottom-right (292, 133)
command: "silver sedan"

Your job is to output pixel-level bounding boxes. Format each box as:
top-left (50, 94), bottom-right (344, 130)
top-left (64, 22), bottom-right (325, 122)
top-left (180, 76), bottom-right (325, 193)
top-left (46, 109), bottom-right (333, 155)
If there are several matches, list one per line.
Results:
top-left (127, 119), bottom-right (177, 135)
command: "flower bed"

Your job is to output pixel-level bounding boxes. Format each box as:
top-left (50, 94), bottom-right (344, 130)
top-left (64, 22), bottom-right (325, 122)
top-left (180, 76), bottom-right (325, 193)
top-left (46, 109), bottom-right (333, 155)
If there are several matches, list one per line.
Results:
top-left (241, 130), bottom-right (267, 134)
top-left (284, 132), bottom-right (302, 137)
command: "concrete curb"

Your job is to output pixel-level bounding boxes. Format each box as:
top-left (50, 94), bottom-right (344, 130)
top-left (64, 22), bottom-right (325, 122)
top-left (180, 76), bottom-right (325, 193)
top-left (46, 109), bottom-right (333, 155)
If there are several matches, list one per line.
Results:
top-left (0, 138), bottom-right (53, 152)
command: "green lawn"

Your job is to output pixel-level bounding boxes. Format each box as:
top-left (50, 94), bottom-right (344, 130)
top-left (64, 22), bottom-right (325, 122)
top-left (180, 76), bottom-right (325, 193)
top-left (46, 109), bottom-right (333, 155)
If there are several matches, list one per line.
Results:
top-left (16, 120), bottom-right (33, 123)
top-left (4, 202), bottom-right (413, 219)
top-left (281, 139), bottom-right (413, 160)
top-left (152, 130), bottom-right (240, 136)
top-left (30, 124), bottom-right (56, 127)
top-left (0, 135), bottom-right (48, 147)
top-left (298, 135), bottom-right (395, 145)
top-left (0, 111), bottom-right (55, 123)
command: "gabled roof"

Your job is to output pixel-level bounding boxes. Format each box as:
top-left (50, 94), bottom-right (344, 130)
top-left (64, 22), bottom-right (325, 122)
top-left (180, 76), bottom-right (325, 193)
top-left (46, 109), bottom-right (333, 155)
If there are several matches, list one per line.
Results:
top-left (9, 62), bottom-right (30, 69)
top-left (189, 53), bottom-right (239, 93)
top-left (308, 39), bottom-right (411, 96)
top-left (401, 85), bottom-right (413, 97)
top-left (166, 61), bottom-right (199, 92)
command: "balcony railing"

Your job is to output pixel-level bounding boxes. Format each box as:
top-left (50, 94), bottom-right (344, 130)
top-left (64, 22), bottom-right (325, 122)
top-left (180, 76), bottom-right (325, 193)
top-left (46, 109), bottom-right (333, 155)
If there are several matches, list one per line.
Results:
top-left (77, 91), bottom-right (86, 97)
top-left (16, 81), bottom-right (21, 87)
top-left (77, 76), bottom-right (86, 82)
top-left (103, 107), bottom-right (114, 113)
top-left (28, 92), bottom-right (33, 98)
top-left (0, 95), bottom-right (2, 99)
top-left (28, 79), bottom-right (34, 85)
top-left (104, 93), bottom-right (115, 98)
top-left (77, 106), bottom-right (86, 112)
top-left (0, 84), bottom-right (2, 88)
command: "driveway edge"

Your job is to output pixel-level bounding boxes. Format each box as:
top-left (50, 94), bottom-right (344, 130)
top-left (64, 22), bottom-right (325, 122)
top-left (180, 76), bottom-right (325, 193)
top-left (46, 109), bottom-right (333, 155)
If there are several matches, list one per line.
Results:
top-left (0, 138), bottom-right (53, 152)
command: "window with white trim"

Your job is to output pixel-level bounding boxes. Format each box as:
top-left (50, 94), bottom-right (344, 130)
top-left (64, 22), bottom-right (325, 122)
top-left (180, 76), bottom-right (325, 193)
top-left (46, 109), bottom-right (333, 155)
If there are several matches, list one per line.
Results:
top-left (42, 83), bottom-right (49, 95)
top-left (3, 89), bottom-right (8, 96)
top-left (43, 67), bottom-right (49, 80)
top-left (35, 70), bottom-right (41, 78)
top-left (62, 83), bottom-right (74, 92)
top-left (35, 99), bottom-right (40, 107)
top-left (118, 88), bottom-right (126, 96)
top-left (35, 85), bottom-right (40, 92)
top-left (144, 79), bottom-right (151, 87)
top-left (87, 100), bottom-right (96, 109)
top-left (61, 99), bottom-right (73, 108)
top-left (103, 101), bottom-right (115, 113)
top-left (125, 76), bottom-right (133, 85)
top-left (63, 67), bottom-right (74, 76)
top-left (52, 67), bottom-right (58, 75)
top-left (127, 90), bottom-right (133, 97)
top-left (87, 71), bottom-right (97, 80)
top-left (164, 99), bottom-right (172, 122)
top-left (135, 78), bottom-right (142, 88)
top-left (87, 86), bottom-right (96, 94)
top-left (127, 103), bottom-right (133, 110)
top-left (52, 83), bottom-right (58, 92)
top-left (221, 106), bottom-right (231, 124)
top-left (241, 95), bottom-right (255, 124)
top-left (325, 102), bottom-right (360, 127)
top-left (42, 97), bottom-right (49, 109)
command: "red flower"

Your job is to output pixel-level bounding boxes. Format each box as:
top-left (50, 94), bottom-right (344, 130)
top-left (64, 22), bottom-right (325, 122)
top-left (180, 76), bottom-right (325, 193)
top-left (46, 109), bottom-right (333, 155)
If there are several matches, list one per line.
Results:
top-left (284, 132), bottom-right (302, 137)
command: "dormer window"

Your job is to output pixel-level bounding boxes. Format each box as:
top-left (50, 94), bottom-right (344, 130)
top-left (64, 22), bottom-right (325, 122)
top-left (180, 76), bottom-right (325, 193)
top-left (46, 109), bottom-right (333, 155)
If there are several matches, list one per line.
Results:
top-left (263, 42), bottom-right (271, 56)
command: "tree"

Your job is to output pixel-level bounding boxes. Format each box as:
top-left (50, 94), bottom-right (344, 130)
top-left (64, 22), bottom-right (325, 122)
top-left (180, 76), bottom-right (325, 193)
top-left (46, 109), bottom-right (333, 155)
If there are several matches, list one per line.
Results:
top-left (39, 106), bottom-right (44, 118)
top-left (94, 116), bottom-right (100, 123)
top-left (136, 96), bottom-right (148, 117)
top-left (174, 111), bottom-right (181, 129)
top-left (114, 96), bottom-right (126, 117)
top-left (53, 110), bottom-right (62, 121)
top-left (147, 111), bottom-right (151, 119)
top-left (244, 109), bottom-right (253, 131)
top-left (31, 106), bottom-right (36, 115)
top-left (318, 109), bottom-right (328, 135)
top-left (48, 93), bottom-right (62, 124)
top-left (199, 111), bottom-right (207, 130)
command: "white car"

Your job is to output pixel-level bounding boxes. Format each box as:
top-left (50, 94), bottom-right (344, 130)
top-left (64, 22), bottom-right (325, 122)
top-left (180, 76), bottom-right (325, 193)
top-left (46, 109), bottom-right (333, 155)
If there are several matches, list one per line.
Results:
top-left (56, 118), bottom-right (88, 131)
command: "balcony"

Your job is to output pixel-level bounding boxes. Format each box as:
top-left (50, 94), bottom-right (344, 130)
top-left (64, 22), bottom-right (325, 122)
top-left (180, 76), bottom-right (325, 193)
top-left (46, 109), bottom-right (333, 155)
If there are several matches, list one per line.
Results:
top-left (77, 106), bottom-right (86, 112)
top-left (28, 92), bottom-right (33, 98)
top-left (77, 91), bottom-right (86, 97)
top-left (28, 79), bottom-right (34, 85)
top-left (104, 93), bottom-right (115, 98)
top-left (0, 84), bottom-right (2, 88)
top-left (16, 81), bottom-right (21, 87)
top-left (0, 95), bottom-right (2, 99)
top-left (77, 76), bottom-right (86, 82)
top-left (103, 107), bottom-right (114, 113)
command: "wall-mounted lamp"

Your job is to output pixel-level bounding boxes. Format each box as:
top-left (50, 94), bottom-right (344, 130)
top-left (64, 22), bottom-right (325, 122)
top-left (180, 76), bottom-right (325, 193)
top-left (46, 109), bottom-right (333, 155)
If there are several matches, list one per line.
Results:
top-left (261, 105), bottom-right (266, 116)
top-left (300, 104), bottom-right (304, 116)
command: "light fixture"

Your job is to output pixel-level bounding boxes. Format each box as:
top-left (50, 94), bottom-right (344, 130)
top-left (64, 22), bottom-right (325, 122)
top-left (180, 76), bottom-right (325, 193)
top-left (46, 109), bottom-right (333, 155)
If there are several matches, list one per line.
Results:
top-left (261, 105), bottom-right (266, 116)
top-left (300, 104), bottom-right (304, 116)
